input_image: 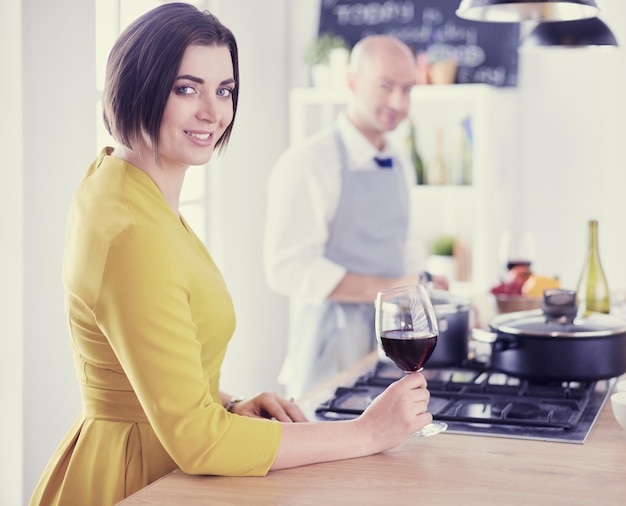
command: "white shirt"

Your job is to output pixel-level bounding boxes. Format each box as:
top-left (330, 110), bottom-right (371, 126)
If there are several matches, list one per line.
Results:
top-left (264, 113), bottom-right (424, 306)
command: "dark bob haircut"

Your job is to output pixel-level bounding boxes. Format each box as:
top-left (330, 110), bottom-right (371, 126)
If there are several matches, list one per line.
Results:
top-left (102, 2), bottom-right (239, 156)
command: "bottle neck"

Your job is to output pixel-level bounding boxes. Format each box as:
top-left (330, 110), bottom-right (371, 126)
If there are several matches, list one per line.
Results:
top-left (588, 220), bottom-right (599, 258)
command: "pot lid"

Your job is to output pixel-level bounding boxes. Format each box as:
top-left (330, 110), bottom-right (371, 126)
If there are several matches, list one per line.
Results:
top-left (490, 308), bottom-right (626, 338)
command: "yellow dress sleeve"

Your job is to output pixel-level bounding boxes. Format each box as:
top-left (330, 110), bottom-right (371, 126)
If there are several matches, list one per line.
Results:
top-left (91, 222), bottom-right (281, 476)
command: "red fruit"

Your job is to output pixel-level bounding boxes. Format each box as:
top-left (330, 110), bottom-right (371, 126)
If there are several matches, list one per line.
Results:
top-left (506, 265), bottom-right (532, 283)
top-left (491, 275), bottom-right (526, 295)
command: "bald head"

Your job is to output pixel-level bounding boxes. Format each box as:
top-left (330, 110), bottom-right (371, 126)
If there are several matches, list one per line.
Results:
top-left (345, 35), bottom-right (416, 149)
top-left (349, 35), bottom-right (416, 75)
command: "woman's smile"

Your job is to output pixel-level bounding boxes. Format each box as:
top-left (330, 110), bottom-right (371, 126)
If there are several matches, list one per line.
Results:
top-left (184, 129), bottom-right (214, 145)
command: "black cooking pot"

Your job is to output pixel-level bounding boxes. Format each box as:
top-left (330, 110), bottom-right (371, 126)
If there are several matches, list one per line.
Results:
top-left (474, 289), bottom-right (626, 382)
top-left (428, 289), bottom-right (471, 367)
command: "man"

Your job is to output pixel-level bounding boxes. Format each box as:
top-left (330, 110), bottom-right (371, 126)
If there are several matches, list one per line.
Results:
top-left (264, 35), bottom-right (437, 398)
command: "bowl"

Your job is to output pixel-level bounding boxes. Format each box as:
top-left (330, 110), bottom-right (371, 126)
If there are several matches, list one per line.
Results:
top-left (616, 379), bottom-right (626, 393)
top-left (610, 392), bottom-right (626, 430)
top-left (494, 294), bottom-right (542, 314)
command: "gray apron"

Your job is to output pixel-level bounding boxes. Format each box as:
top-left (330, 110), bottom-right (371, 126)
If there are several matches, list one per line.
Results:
top-left (279, 130), bottom-right (410, 398)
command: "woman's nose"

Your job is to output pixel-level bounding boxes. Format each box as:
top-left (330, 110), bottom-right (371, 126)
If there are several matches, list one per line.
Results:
top-left (198, 94), bottom-right (221, 123)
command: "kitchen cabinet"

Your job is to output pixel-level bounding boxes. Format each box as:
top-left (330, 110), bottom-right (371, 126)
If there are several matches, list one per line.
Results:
top-left (289, 84), bottom-right (519, 292)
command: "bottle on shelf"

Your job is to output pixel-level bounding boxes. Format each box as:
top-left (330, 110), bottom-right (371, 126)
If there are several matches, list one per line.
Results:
top-left (460, 115), bottom-right (473, 185)
top-left (428, 128), bottom-right (448, 185)
top-left (450, 116), bottom-right (473, 185)
top-left (405, 118), bottom-right (426, 185)
top-left (576, 220), bottom-right (610, 316)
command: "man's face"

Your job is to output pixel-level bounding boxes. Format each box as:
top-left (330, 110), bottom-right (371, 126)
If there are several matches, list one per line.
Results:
top-left (349, 53), bottom-right (416, 139)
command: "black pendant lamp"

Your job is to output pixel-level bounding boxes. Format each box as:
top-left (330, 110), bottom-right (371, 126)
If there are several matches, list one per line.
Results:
top-left (522, 17), bottom-right (618, 47)
top-left (456, 0), bottom-right (600, 23)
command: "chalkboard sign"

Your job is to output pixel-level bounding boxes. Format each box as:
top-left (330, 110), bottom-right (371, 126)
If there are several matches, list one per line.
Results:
top-left (318, 0), bottom-right (520, 87)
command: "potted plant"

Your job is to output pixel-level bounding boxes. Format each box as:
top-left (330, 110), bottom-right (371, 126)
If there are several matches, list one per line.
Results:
top-left (431, 235), bottom-right (455, 257)
top-left (426, 235), bottom-right (457, 280)
top-left (304, 33), bottom-right (349, 87)
top-left (417, 43), bottom-right (458, 85)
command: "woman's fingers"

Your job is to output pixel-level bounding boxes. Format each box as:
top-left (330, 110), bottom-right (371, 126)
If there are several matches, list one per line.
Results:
top-left (267, 395), bottom-right (309, 423)
top-left (357, 371), bottom-right (434, 450)
top-left (233, 392), bottom-right (309, 422)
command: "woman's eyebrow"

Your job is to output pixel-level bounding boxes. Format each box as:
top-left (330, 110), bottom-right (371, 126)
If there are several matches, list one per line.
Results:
top-left (175, 75), bottom-right (236, 87)
top-left (175, 74), bottom-right (204, 84)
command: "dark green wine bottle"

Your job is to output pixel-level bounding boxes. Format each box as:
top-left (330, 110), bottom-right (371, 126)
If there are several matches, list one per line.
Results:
top-left (406, 118), bottom-right (426, 185)
top-left (576, 220), bottom-right (610, 315)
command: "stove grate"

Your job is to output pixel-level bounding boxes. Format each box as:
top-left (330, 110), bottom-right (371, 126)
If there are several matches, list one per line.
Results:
top-left (315, 361), bottom-right (603, 433)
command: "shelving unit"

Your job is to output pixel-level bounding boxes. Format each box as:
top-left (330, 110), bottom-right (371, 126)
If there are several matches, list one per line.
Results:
top-left (289, 84), bottom-right (519, 292)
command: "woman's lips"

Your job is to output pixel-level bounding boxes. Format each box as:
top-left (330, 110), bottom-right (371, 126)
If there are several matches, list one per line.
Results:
top-left (185, 130), bottom-right (214, 145)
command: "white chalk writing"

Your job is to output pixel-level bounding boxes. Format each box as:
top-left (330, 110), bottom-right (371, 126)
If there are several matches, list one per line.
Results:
top-left (333, 2), bottom-right (415, 26)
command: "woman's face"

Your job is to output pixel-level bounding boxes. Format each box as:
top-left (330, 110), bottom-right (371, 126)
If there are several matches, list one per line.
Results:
top-left (157, 44), bottom-right (235, 170)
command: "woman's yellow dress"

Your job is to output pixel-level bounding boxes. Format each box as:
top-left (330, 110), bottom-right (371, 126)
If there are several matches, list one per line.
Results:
top-left (30, 149), bottom-right (282, 506)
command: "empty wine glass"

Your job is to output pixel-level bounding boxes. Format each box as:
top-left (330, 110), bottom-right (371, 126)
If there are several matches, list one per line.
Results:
top-left (498, 229), bottom-right (536, 275)
top-left (375, 284), bottom-right (447, 437)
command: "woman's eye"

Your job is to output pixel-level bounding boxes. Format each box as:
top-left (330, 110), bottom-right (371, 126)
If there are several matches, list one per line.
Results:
top-left (217, 87), bottom-right (233, 98)
top-left (175, 85), bottom-right (196, 95)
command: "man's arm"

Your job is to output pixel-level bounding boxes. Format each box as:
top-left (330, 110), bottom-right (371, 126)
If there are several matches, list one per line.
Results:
top-left (327, 272), bottom-right (420, 303)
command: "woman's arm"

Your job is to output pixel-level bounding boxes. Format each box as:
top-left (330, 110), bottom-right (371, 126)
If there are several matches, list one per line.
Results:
top-left (271, 372), bottom-right (431, 469)
top-left (222, 372), bottom-right (431, 469)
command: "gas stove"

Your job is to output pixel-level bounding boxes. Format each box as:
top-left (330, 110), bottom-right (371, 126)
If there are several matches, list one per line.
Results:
top-left (315, 360), bottom-right (615, 444)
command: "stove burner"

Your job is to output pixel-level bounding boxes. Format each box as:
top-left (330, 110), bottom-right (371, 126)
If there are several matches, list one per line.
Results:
top-left (314, 360), bottom-right (615, 444)
top-left (492, 402), bottom-right (541, 420)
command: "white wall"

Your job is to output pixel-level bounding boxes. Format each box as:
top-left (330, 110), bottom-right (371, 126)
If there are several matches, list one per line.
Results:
top-left (514, 0), bottom-right (626, 290)
top-left (7, 0), bottom-right (626, 503)
top-left (19, 0), bottom-right (96, 501)
top-left (202, 0), bottom-right (294, 397)
top-left (0, 1), bottom-right (23, 504)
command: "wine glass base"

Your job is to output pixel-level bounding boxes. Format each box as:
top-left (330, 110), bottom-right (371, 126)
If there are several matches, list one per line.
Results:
top-left (410, 421), bottom-right (448, 438)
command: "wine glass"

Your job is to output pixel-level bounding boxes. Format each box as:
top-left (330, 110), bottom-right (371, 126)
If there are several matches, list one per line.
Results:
top-left (374, 283), bottom-right (448, 437)
top-left (498, 230), bottom-right (536, 273)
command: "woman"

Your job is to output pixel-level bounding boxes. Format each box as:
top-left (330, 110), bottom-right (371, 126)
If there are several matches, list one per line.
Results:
top-left (30, 4), bottom-right (432, 505)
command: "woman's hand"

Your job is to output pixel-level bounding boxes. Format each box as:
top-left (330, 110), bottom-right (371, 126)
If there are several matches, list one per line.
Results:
top-left (271, 372), bottom-right (432, 470)
top-left (229, 391), bottom-right (309, 423)
top-left (355, 371), bottom-right (432, 452)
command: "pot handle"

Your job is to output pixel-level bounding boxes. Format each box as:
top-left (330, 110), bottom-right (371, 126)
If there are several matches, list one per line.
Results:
top-left (471, 328), bottom-right (497, 344)
top-left (472, 329), bottom-right (519, 351)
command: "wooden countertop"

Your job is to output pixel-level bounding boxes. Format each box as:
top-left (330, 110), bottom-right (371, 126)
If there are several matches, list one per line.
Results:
top-left (118, 354), bottom-right (626, 506)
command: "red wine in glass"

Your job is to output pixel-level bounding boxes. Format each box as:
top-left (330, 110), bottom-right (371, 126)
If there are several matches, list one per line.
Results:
top-left (499, 230), bottom-right (536, 276)
top-left (379, 330), bottom-right (437, 372)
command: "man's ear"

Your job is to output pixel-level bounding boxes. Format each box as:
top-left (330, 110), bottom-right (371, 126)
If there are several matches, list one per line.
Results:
top-left (346, 71), bottom-right (357, 94)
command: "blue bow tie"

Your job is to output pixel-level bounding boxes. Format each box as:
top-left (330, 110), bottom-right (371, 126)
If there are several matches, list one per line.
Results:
top-left (373, 157), bottom-right (393, 169)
